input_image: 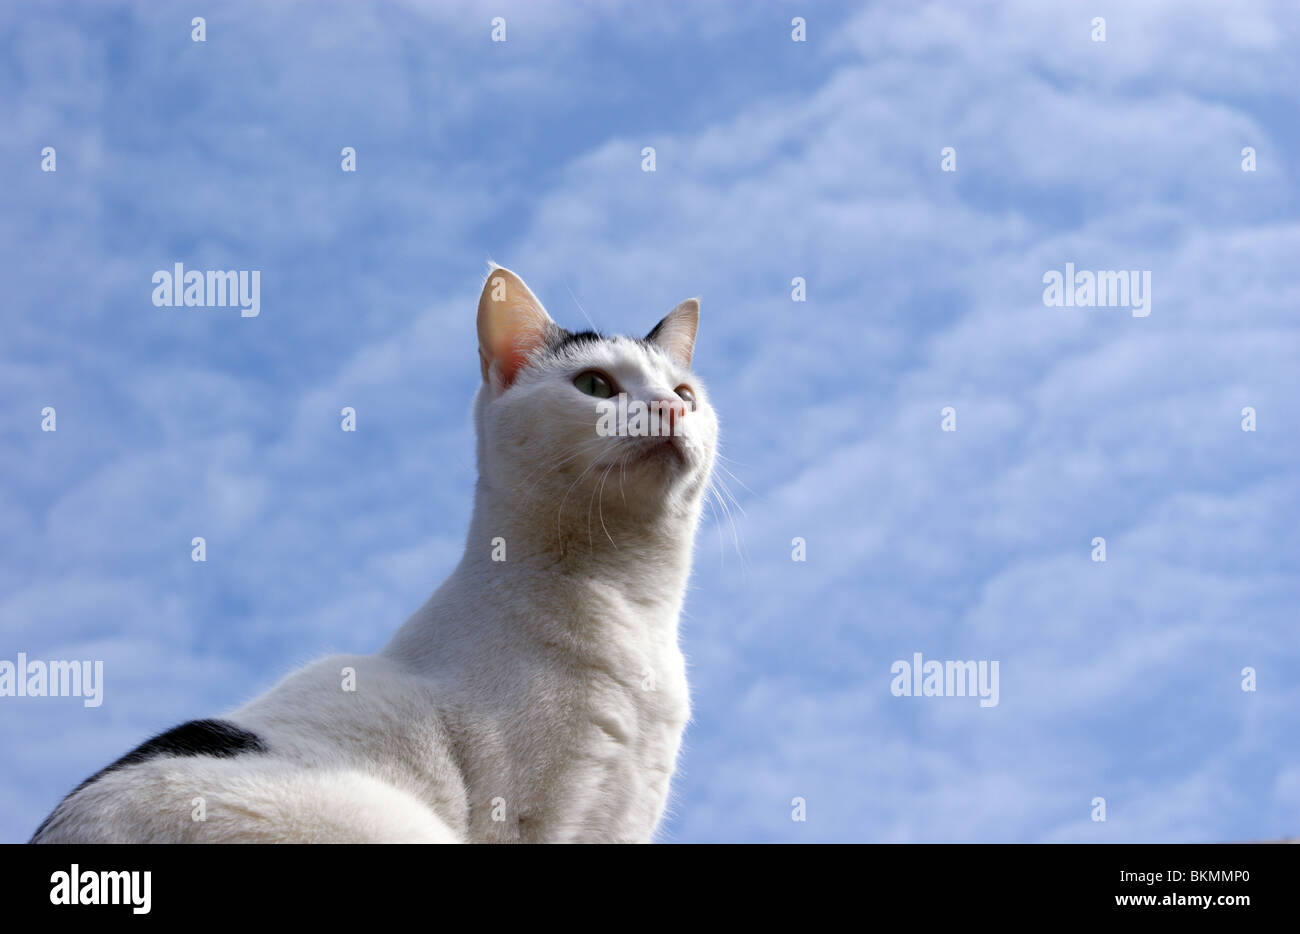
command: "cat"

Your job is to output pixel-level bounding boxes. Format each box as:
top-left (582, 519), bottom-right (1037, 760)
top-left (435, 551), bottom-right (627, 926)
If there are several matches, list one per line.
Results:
top-left (30, 266), bottom-right (717, 843)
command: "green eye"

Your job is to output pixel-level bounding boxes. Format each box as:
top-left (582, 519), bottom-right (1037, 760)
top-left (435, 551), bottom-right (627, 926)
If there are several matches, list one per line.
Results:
top-left (573, 370), bottom-right (615, 399)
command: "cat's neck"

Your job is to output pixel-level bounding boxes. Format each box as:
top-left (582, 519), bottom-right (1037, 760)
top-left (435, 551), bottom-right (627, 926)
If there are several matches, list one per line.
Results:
top-left (478, 472), bottom-right (696, 562)
top-left (383, 479), bottom-right (702, 668)
top-left (459, 477), bottom-right (700, 616)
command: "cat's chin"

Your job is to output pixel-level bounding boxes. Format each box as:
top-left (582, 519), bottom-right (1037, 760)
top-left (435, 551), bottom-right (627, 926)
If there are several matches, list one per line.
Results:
top-left (625, 436), bottom-right (690, 472)
top-left (585, 437), bottom-right (696, 493)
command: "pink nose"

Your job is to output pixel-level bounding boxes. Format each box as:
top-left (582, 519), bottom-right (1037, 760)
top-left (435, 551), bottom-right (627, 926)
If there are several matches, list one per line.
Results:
top-left (649, 394), bottom-right (687, 435)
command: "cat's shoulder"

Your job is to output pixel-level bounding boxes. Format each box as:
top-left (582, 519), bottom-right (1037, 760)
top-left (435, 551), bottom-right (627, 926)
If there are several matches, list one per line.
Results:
top-left (234, 652), bottom-right (445, 732)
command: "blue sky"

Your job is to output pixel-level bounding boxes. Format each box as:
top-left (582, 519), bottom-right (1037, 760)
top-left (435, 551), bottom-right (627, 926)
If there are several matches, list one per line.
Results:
top-left (1, 0), bottom-right (1297, 843)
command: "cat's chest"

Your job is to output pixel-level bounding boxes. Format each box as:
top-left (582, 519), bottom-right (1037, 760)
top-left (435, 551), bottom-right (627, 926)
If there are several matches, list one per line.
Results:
top-left (485, 641), bottom-right (690, 843)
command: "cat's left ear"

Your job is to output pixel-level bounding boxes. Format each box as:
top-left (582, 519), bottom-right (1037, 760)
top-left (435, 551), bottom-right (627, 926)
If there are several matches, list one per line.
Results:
top-left (645, 298), bottom-right (699, 369)
top-left (477, 266), bottom-right (557, 389)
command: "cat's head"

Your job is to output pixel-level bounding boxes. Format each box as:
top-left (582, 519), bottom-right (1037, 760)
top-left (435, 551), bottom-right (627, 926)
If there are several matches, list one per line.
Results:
top-left (473, 267), bottom-right (718, 526)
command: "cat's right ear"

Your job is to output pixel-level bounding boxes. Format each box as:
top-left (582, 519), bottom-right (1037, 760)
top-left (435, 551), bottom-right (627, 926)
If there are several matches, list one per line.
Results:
top-left (477, 267), bottom-right (557, 390)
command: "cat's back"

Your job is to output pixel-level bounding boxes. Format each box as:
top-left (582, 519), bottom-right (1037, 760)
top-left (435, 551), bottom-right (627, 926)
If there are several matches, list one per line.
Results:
top-left (31, 653), bottom-right (468, 843)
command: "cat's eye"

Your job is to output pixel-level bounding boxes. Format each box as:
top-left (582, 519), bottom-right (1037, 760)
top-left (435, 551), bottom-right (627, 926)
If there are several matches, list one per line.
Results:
top-left (573, 370), bottom-right (615, 399)
top-left (675, 385), bottom-right (697, 411)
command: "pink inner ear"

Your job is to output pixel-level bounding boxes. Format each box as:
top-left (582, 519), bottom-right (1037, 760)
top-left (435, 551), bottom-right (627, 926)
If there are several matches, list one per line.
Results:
top-left (496, 343), bottom-right (530, 387)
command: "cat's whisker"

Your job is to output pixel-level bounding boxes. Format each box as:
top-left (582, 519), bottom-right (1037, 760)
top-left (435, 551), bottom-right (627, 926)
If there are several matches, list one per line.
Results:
top-left (519, 437), bottom-right (609, 493)
top-left (522, 436), bottom-right (611, 502)
top-left (599, 458), bottom-right (621, 547)
top-left (589, 458), bottom-right (619, 551)
top-left (707, 472), bottom-right (749, 575)
top-left (703, 482), bottom-right (725, 566)
top-left (715, 451), bottom-right (751, 467)
top-left (618, 450), bottom-right (633, 506)
top-left (565, 283), bottom-right (600, 334)
top-left (557, 455), bottom-right (607, 547)
top-left (715, 483), bottom-right (743, 570)
top-left (708, 465), bottom-right (749, 531)
top-left (713, 461), bottom-right (754, 503)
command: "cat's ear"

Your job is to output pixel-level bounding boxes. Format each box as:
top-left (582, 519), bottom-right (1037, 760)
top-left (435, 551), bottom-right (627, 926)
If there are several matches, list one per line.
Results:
top-left (477, 267), bottom-right (557, 388)
top-left (645, 298), bottom-right (699, 368)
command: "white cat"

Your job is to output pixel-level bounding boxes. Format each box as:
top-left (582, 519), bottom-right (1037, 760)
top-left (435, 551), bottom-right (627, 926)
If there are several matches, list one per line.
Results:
top-left (31, 267), bottom-right (717, 843)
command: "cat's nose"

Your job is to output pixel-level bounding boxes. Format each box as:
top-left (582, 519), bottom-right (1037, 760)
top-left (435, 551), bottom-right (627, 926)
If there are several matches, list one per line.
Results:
top-left (650, 393), bottom-right (688, 435)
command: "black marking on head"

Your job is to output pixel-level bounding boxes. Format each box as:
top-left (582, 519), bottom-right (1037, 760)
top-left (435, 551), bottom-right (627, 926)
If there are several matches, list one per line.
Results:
top-left (538, 326), bottom-right (680, 375)
top-left (29, 718), bottom-right (266, 842)
top-left (552, 327), bottom-right (672, 359)
top-left (550, 329), bottom-right (607, 353)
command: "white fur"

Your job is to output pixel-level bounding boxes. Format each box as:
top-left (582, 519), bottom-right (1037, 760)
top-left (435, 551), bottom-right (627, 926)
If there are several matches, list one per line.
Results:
top-left (33, 271), bottom-right (716, 844)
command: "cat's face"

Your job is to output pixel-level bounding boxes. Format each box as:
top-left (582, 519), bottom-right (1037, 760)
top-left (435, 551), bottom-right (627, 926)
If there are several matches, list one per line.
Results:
top-left (474, 268), bottom-right (717, 525)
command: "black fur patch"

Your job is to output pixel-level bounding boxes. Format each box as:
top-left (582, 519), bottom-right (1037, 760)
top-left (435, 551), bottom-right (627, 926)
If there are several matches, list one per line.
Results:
top-left (550, 327), bottom-right (673, 360)
top-left (550, 329), bottom-right (606, 353)
top-left (29, 718), bottom-right (266, 842)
